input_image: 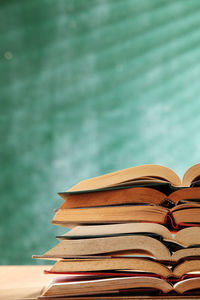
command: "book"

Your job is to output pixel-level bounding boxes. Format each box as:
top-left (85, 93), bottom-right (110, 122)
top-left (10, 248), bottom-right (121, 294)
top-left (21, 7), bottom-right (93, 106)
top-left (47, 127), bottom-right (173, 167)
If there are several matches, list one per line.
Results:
top-left (35, 164), bottom-right (200, 298)
top-left (45, 258), bottom-right (200, 279)
top-left (55, 181), bottom-right (200, 229)
top-left (52, 202), bottom-right (200, 228)
top-left (57, 224), bottom-right (200, 252)
top-left (58, 187), bottom-right (200, 208)
top-left (35, 235), bottom-right (171, 262)
top-left (65, 164), bottom-right (200, 194)
top-left (40, 276), bottom-right (173, 297)
top-left (48, 258), bottom-right (172, 278)
top-left (34, 226), bottom-right (200, 264)
top-left (39, 276), bottom-right (200, 297)
top-left (52, 205), bottom-right (169, 227)
top-left (56, 223), bottom-right (197, 244)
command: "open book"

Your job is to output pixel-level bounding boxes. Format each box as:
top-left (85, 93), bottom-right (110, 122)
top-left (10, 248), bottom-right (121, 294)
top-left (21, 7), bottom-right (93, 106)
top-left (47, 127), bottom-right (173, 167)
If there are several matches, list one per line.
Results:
top-left (35, 226), bottom-right (200, 298)
top-left (34, 225), bottom-right (200, 264)
top-left (65, 164), bottom-right (200, 194)
top-left (36, 164), bottom-right (200, 299)
top-left (58, 187), bottom-right (200, 208)
top-left (53, 165), bottom-right (200, 228)
top-left (45, 258), bottom-right (200, 280)
top-left (39, 275), bottom-right (200, 298)
top-left (52, 202), bottom-right (200, 228)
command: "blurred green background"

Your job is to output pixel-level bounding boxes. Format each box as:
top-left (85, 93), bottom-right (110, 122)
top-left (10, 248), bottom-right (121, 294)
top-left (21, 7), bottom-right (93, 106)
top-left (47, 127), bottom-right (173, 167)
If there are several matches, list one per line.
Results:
top-left (1, 0), bottom-right (200, 264)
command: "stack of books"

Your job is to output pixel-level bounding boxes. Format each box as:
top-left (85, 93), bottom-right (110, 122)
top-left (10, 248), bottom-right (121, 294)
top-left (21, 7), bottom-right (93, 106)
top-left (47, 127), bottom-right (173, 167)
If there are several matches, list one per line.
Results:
top-left (34, 164), bottom-right (200, 299)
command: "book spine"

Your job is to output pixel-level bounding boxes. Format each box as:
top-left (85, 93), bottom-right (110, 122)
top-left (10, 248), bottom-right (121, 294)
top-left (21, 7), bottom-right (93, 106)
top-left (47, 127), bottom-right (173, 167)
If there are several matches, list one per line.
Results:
top-left (159, 198), bottom-right (175, 208)
top-left (166, 212), bottom-right (179, 230)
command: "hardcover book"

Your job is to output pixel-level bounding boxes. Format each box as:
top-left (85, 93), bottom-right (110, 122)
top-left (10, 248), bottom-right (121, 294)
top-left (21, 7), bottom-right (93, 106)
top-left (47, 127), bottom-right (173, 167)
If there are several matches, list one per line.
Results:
top-left (34, 164), bottom-right (200, 298)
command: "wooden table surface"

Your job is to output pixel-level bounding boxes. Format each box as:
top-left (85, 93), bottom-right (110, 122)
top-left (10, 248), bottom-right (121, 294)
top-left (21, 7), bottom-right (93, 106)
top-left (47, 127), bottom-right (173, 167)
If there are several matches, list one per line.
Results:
top-left (1, 266), bottom-right (200, 300)
top-left (0, 265), bottom-right (54, 300)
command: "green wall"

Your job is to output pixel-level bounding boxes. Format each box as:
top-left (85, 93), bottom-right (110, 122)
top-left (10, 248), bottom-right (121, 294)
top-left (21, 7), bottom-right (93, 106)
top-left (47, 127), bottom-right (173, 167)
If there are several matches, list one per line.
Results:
top-left (1, 0), bottom-right (200, 264)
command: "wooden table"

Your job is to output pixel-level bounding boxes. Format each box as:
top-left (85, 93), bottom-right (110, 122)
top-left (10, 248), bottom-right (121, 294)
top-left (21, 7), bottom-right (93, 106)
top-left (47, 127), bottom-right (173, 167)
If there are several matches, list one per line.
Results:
top-left (0, 265), bottom-right (54, 300)
top-left (1, 266), bottom-right (200, 300)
